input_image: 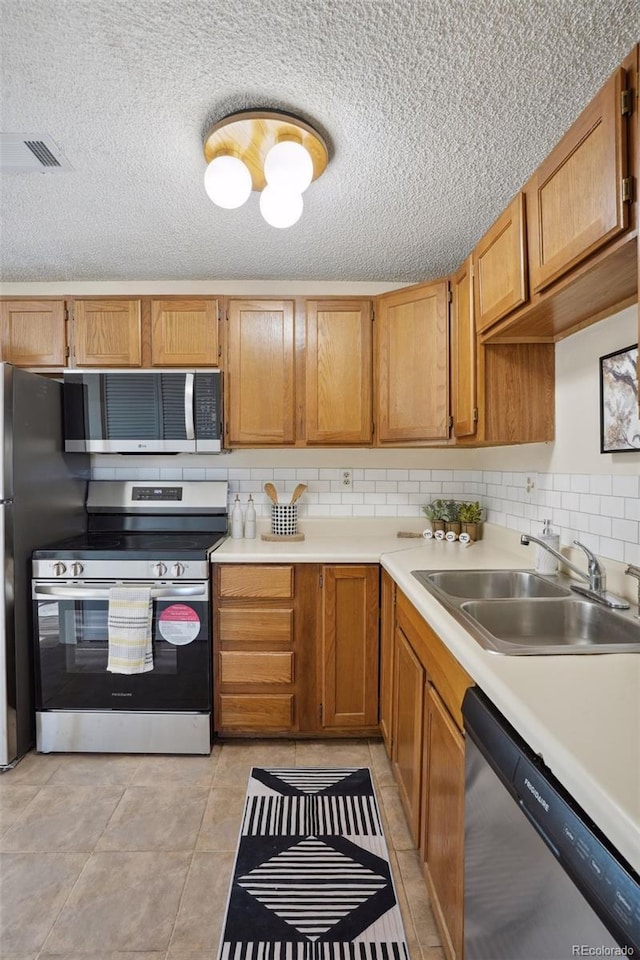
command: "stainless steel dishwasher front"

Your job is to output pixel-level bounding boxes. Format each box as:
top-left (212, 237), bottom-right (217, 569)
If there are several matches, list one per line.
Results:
top-left (462, 688), bottom-right (639, 959)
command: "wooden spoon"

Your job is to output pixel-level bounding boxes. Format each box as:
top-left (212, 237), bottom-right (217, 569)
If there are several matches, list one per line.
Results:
top-left (290, 482), bottom-right (307, 504)
top-left (264, 482), bottom-right (279, 504)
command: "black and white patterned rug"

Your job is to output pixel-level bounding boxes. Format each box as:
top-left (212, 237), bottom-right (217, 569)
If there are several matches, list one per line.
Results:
top-left (217, 767), bottom-right (410, 959)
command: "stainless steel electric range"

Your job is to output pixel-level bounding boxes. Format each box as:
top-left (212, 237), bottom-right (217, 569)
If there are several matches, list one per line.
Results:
top-left (32, 480), bottom-right (228, 755)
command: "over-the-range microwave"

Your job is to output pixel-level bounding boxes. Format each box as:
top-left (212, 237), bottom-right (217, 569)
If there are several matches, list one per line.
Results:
top-left (64, 370), bottom-right (223, 453)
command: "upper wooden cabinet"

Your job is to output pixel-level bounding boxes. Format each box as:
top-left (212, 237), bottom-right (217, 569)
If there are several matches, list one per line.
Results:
top-left (450, 257), bottom-right (477, 438)
top-left (473, 193), bottom-right (528, 333)
top-left (0, 300), bottom-right (67, 367)
top-left (305, 299), bottom-right (373, 444)
top-left (226, 299), bottom-right (296, 445)
top-left (73, 299), bottom-right (142, 367)
top-left (376, 280), bottom-right (450, 444)
top-left (529, 67), bottom-right (630, 294)
top-left (150, 298), bottom-right (219, 366)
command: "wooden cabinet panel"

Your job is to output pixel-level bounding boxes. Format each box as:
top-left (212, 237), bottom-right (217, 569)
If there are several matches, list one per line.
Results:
top-left (474, 193), bottom-right (528, 333)
top-left (220, 651), bottom-right (293, 685)
top-left (391, 626), bottom-right (425, 845)
top-left (0, 300), bottom-right (67, 367)
top-left (227, 299), bottom-right (296, 445)
top-left (151, 298), bottom-right (219, 366)
top-left (450, 257), bottom-right (477, 437)
top-left (481, 342), bottom-right (555, 444)
top-left (320, 565), bottom-right (379, 728)
top-left (379, 569), bottom-right (396, 753)
top-left (376, 281), bottom-right (449, 443)
top-left (424, 686), bottom-right (465, 960)
top-left (219, 694), bottom-right (294, 729)
top-left (218, 608), bottom-right (293, 645)
top-left (73, 299), bottom-right (141, 366)
top-left (219, 564), bottom-right (293, 599)
top-left (530, 67), bottom-right (629, 293)
top-left (305, 300), bottom-right (373, 444)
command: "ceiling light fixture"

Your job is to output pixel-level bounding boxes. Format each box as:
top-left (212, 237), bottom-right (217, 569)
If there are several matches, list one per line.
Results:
top-left (203, 110), bottom-right (328, 229)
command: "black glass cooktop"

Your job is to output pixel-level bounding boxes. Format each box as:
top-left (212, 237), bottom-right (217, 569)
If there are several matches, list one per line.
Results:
top-left (33, 531), bottom-right (226, 561)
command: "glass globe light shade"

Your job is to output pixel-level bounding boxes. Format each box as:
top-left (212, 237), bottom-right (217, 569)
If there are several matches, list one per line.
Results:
top-left (204, 155), bottom-right (252, 209)
top-left (264, 141), bottom-right (313, 193)
top-left (259, 186), bottom-right (304, 229)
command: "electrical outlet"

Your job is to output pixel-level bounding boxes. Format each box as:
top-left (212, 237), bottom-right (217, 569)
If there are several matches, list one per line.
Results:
top-left (340, 469), bottom-right (353, 490)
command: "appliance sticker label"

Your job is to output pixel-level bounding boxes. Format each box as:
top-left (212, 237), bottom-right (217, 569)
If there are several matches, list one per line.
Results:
top-left (158, 604), bottom-right (200, 645)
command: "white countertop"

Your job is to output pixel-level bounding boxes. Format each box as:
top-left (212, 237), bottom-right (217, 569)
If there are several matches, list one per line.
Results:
top-left (212, 520), bottom-right (640, 873)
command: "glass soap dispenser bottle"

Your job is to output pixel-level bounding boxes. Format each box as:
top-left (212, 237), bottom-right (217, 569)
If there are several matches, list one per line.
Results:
top-left (535, 518), bottom-right (560, 575)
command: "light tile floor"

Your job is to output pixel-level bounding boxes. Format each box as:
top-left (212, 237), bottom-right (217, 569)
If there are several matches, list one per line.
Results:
top-left (0, 738), bottom-right (444, 960)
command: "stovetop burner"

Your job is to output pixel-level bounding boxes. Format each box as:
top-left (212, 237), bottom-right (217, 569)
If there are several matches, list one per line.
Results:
top-left (32, 530), bottom-right (226, 561)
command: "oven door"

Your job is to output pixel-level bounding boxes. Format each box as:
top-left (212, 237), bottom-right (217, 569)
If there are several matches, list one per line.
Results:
top-left (33, 581), bottom-right (211, 711)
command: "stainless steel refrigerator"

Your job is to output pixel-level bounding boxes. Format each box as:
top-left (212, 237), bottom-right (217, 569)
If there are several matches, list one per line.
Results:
top-left (1, 364), bottom-right (88, 767)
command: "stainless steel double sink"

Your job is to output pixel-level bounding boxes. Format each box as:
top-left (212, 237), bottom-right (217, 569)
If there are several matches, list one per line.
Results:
top-left (411, 569), bottom-right (640, 655)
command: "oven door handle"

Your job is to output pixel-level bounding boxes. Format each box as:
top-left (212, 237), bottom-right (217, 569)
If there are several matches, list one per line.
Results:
top-left (33, 585), bottom-right (208, 600)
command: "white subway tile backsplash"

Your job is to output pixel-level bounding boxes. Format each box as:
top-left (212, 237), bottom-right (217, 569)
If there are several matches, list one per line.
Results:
top-left (589, 475), bottom-right (612, 496)
top-left (611, 518), bottom-right (639, 543)
top-left (612, 475), bottom-right (639, 498)
top-left (570, 474), bottom-right (590, 493)
top-left (88, 462), bottom-right (636, 561)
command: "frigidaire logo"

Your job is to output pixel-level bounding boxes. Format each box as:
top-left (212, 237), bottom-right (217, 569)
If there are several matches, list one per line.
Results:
top-left (112, 692), bottom-right (133, 697)
top-left (524, 777), bottom-right (550, 812)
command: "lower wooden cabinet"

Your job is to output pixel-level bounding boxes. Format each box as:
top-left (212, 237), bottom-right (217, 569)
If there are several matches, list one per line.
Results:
top-left (213, 562), bottom-right (379, 737)
top-left (423, 685), bottom-right (465, 960)
top-left (379, 569), bottom-right (396, 751)
top-left (384, 585), bottom-right (471, 960)
top-left (391, 625), bottom-right (425, 845)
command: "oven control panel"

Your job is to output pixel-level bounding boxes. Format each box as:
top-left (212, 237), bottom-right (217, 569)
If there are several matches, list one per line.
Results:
top-left (33, 558), bottom-right (210, 580)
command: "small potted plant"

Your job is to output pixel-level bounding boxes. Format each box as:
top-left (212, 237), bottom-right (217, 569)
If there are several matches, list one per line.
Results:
top-left (442, 499), bottom-right (461, 536)
top-left (423, 499), bottom-right (446, 533)
top-left (459, 501), bottom-right (483, 540)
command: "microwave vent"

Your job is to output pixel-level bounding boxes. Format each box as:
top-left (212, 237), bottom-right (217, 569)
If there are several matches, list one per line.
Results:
top-left (0, 133), bottom-right (74, 173)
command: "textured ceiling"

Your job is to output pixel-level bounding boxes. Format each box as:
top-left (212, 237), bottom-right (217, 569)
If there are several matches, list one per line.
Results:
top-left (0, 0), bottom-right (638, 283)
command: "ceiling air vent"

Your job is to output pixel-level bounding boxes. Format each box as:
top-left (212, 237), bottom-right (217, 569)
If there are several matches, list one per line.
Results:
top-left (0, 133), bottom-right (73, 173)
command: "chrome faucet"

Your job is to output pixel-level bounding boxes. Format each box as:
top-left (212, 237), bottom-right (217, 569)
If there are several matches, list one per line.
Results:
top-left (626, 564), bottom-right (640, 618)
top-left (520, 534), bottom-right (629, 610)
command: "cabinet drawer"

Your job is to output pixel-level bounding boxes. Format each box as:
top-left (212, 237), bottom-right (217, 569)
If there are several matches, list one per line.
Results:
top-left (219, 694), bottom-right (294, 729)
top-left (220, 651), bottom-right (294, 685)
top-left (219, 565), bottom-right (293, 599)
top-left (218, 608), bottom-right (293, 645)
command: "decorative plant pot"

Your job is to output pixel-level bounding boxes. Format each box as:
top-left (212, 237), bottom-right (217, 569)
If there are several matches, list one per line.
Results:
top-left (461, 521), bottom-right (482, 541)
top-left (445, 521), bottom-right (462, 536)
top-left (431, 519), bottom-right (446, 533)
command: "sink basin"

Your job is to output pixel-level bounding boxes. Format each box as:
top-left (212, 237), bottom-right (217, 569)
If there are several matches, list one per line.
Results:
top-left (415, 569), bottom-right (571, 599)
top-left (460, 598), bottom-right (640, 653)
top-left (411, 568), bottom-right (640, 655)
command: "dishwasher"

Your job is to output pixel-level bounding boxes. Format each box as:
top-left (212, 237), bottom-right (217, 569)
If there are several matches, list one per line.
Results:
top-left (462, 688), bottom-right (640, 959)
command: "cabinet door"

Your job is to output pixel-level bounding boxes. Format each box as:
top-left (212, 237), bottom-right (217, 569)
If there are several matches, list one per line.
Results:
top-left (376, 281), bottom-right (449, 443)
top-left (227, 299), bottom-right (296, 445)
top-left (450, 257), bottom-right (477, 437)
top-left (73, 299), bottom-right (142, 366)
top-left (0, 300), bottom-right (67, 367)
top-left (391, 625), bottom-right (425, 845)
top-left (530, 67), bottom-right (629, 293)
top-left (305, 300), bottom-right (373, 444)
top-left (425, 686), bottom-right (465, 960)
top-left (473, 193), bottom-right (528, 333)
top-left (379, 569), bottom-right (396, 754)
top-left (151, 298), bottom-right (219, 366)
top-left (320, 565), bottom-right (379, 729)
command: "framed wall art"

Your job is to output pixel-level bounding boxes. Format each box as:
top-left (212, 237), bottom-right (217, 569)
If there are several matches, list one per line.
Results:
top-left (599, 343), bottom-right (640, 453)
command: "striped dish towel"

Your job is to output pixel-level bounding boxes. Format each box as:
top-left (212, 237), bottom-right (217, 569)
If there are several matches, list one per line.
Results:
top-left (107, 585), bottom-right (154, 674)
